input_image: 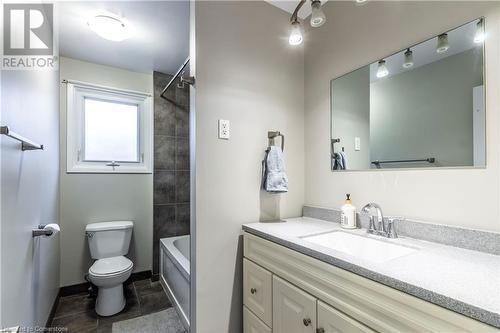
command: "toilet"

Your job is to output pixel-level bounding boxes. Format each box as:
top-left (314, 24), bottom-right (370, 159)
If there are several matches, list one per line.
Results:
top-left (86, 221), bottom-right (134, 316)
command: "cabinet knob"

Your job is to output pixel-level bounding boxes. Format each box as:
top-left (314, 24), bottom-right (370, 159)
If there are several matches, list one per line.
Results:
top-left (250, 288), bottom-right (257, 294)
top-left (303, 318), bottom-right (312, 326)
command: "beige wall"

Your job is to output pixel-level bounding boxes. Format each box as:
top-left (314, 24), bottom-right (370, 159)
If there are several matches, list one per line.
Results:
top-left (305, 1), bottom-right (500, 231)
top-left (194, 1), bottom-right (304, 331)
top-left (59, 57), bottom-right (153, 286)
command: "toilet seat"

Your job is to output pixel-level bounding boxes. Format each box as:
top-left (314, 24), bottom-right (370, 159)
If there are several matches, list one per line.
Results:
top-left (89, 256), bottom-right (133, 277)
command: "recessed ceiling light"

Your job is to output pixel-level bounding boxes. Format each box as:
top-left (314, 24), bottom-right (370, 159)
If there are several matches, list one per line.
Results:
top-left (87, 15), bottom-right (130, 42)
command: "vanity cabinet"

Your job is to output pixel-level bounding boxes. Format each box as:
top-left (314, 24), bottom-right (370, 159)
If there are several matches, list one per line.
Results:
top-left (242, 232), bottom-right (498, 333)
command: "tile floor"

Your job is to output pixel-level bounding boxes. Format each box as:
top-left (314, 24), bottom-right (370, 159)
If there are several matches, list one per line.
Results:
top-left (50, 279), bottom-right (175, 333)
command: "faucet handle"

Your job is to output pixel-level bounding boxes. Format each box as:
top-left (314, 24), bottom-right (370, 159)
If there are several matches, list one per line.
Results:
top-left (386, 217), bottom-right (399, 238)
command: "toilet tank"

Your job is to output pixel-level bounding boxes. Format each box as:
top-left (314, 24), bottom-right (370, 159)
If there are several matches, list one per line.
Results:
top-left (86, 221), bottom-right (133, 259)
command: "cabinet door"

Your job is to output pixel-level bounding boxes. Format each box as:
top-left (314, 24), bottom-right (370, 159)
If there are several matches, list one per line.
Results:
top-left (244, 258), bottom-right (273, 326)
top-left (244, 306), bottom-right (272, 333)
top-left (317, 301), bottom-right (374, 333)
top-left (273, 276), bottom-right (316, 333)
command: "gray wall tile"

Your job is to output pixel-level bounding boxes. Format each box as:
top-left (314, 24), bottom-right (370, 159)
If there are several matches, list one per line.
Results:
top-left (153, 171), bottom-right (175, 204)
top-left (154, 135), bottom-right (175, 170)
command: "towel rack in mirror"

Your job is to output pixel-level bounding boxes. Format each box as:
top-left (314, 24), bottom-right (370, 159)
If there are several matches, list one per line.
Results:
top-left (1, 126), bottom-right (43, 151)
top-left (268, 131), bottom-right (284, 151)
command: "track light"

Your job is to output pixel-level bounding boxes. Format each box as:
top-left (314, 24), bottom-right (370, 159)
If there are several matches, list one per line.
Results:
top-left (403, 48), bottom-right (414, 69)
top-left (310, 0), bottom-right (326, 27)
top-left (436, 33), bottom-right (449, 54)
top-left (376, 60), bottom-right (389, 78)
top-left (474, 19), bottom-right (485, 43)
top-left (289, 20), bottom-right (303, 46)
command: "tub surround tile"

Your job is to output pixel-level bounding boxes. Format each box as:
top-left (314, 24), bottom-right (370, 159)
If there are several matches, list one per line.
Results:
top-left (154, 172), bottom-right (176, 204)
top-left (303, 205), bottom-right (500, 255)
top-left (153, 71), bottom-right (190, 275)
top-left (154, 136), bottom-right (176, 171)
top-left (243, 217), bottom-right (500, 328)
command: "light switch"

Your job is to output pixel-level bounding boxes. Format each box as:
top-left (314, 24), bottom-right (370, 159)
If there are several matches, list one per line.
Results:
top-left (355, 137), bottom-right (361, 151)
top-left (218, 119), bottom-right (230, 139)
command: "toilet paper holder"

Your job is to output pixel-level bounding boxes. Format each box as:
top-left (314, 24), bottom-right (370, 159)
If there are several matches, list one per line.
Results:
top-left (32, 224), bottom-right (59, 237)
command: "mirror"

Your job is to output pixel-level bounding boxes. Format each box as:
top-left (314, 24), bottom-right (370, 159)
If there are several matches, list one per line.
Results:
top-left (331, 19), bottom-right (485, 171)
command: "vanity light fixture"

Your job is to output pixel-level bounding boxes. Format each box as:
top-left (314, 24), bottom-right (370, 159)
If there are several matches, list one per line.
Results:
top-left (436, 33), bottom-right (449, 54)
top-left (474, 18), bottom-right (485, 43)
top-left (289, 20), bottom-right (304, 45)
top-left (87, 14), bottom-right (130, 42)
top-left (376, 60), bottom-right (389, 78)
top-left (403, 48), bottom-right (414, 69)
top-left (288, 0), bottom-right (327, 46)
top-left (310, 0), bottom-right (326, 27)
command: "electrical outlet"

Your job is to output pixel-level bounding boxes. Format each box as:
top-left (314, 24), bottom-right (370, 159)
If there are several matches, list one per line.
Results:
top-left (218, 119), bottom-right (230, 139)
top-left (355, 137), bottom-right (361, 151)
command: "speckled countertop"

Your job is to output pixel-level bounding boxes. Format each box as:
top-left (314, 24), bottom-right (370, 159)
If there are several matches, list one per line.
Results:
top-left (242, 217), bottom-right (500, 328)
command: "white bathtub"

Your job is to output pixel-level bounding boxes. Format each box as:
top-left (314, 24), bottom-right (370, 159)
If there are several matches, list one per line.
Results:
top-left (160, 235), bottom-right (190, 329)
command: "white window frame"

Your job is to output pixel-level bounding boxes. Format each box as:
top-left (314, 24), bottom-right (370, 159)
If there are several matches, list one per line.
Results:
top-left (66, 80), bottom-right (153, 174)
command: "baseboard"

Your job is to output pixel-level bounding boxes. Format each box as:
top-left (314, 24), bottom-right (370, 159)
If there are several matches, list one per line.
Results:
top-left (59, 270), bottom-right (152, 297)
top-left (45, 293), bottom-right (60, 328)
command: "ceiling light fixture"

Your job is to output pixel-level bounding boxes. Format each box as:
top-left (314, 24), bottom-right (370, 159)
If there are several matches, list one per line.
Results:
top-left (474, 18), bottom-right (485, 43)
top-left (403, 48), bottom-right (414, 69)
top-left (87, 15), bottom-right (130, 42)
top-left (436, 33), bottom-right (449, 54)
top-left (289, 20), bottom-right (303, 45)
top-left (310, 0), bottom-right (326, 27)
top-left (376, 60), bottom-right (389, 78)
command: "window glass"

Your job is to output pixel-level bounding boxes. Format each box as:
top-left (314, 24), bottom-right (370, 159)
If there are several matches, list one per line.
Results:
top-left (84, 98), bottom-right (139, 162)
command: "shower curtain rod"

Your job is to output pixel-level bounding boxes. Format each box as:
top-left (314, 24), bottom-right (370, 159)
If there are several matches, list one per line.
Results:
top-left (160, 57), bottom-right (192, 99)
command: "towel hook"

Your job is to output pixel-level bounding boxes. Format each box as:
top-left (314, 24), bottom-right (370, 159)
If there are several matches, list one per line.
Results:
top-left (268, 131), bottom-right (284, 151)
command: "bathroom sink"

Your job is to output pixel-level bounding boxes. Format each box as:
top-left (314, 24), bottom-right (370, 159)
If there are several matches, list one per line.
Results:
top-left (300, 231), bottom-right (418, 264)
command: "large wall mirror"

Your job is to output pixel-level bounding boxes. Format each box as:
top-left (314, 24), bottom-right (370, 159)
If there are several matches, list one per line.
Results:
top-left (331, 18), bottom-right (485, 171)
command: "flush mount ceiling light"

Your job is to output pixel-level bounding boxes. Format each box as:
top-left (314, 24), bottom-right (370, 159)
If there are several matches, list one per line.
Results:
top-left (376, 60), bottom-right (389, 78)
top-left (474, 18), bottom-right (485, 43)
top-left (403, 48), bottom-right (414, 69)
top-left (310, 0), bottom-right (326, 27)
top-left (87, 15), bottom-right (130, 42)
top-left (436, 33), bottom-right (449, 54)
top-left (288, 0), bottom-right (327, 46)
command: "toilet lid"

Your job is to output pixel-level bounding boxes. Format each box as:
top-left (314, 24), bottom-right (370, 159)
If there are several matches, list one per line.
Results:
top-left (89, 256), bottom-right (133, 276)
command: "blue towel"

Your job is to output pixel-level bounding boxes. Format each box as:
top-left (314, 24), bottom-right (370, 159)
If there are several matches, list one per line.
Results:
top-left (262, 146), bottom-right (288, 193)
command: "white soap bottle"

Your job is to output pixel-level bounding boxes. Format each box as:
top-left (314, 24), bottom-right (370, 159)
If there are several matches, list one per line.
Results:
top-left (341, 194), bottom-right (356, 229)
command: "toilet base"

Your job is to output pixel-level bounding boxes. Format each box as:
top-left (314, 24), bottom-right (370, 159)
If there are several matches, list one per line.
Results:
top-left (95, 284), bottom-right (126, 316)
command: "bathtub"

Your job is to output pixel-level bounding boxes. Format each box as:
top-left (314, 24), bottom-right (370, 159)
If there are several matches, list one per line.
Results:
top-left (160, 235), bottom-right (190, 329)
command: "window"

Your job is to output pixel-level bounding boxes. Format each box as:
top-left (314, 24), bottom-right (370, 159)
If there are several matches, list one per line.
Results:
top-left (66, 81), bottom-right (152, 173)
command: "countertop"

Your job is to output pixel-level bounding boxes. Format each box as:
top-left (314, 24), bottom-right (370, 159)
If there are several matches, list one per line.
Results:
top-left (242, 217), bottom-right (500, 328)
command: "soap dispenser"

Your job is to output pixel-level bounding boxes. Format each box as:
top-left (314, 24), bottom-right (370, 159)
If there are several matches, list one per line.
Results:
top-left (341, 194), bottom-right (356, 229)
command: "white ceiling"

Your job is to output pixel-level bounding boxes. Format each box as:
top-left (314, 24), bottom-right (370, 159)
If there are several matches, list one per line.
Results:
top-left (58, 1), bottom-right (189, 74)
top-left (369, 19), bottom-right (481, 82)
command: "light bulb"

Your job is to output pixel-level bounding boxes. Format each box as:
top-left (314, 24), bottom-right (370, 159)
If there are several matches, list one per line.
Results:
top-left (436, 33), bottom-right (449, 54)
top-left (310, 0), bottom-right (326, 28)
top-left (88, 15), bottom-right (130, 42)
top-left (474, 19), bottom-right (485, 43)
top-left (403, 48), bottom-right (414, 69)
top-left (289, 21), bottom-right (303, 46)
top-left (376, 60), bottom-right (389, 78)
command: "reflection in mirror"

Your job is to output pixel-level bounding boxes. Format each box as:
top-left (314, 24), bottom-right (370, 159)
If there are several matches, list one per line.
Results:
top-left (331, 18), bottom-right (485, 171)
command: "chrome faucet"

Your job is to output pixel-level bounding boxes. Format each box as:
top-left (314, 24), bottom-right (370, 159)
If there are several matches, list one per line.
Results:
top-left (361, 203), bottom-right (398, 238)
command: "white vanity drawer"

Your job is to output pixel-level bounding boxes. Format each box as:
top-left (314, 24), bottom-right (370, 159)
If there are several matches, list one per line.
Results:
top-left (244, 306), bottom-right (272, 333)
top-left (244, 258), bottom-right (273, 326)
top-left (317, 300), bottom-right (374, 333)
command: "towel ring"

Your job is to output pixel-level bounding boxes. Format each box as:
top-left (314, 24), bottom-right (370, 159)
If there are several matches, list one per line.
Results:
top-left (268, 131), bottom-right (284, 151)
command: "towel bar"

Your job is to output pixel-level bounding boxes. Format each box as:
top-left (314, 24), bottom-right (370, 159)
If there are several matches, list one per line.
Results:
top-left (1, 126), bottom-right (43, 151)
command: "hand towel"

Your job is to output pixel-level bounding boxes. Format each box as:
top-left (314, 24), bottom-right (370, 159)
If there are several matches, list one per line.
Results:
top-left (262, 146), bottom-right (288, 193)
